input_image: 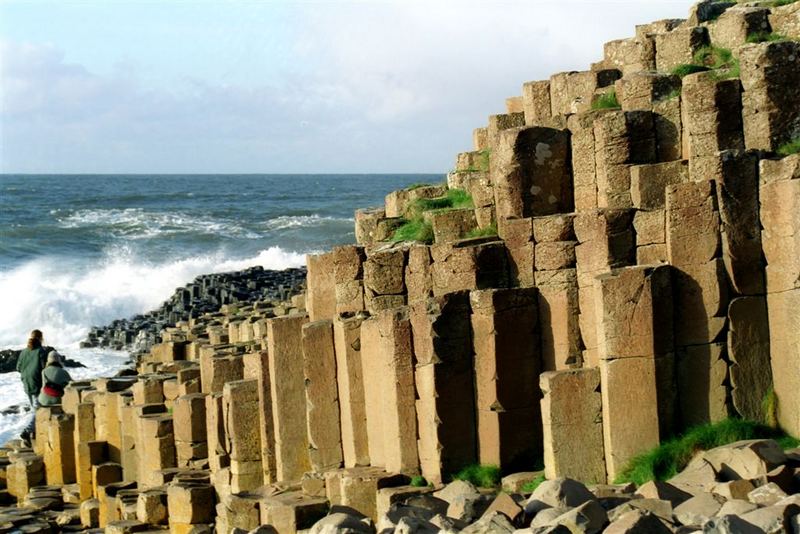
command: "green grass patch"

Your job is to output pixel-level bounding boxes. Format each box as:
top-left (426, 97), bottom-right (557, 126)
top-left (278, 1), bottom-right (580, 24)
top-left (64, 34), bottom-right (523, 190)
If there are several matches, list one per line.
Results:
top-left (746, 31), bottom-right (787, 43)
top-left (478, 149), bottom-right (491, 172)
top-left (777, 137), bottom-right (800, 157)
top-left (452, 464), bottom-right (502, 488)
top-left (694, 45), bottom-right (740, 80)
top-left (464, 223), bottom-right (498, 239)
top-left (767, 0), bottom-right (798, 6)
top-left (520, 474), bottom-right (546, 494)
top-left (592, 89), bottom-right (620, 110)
top-left (391, 219), bottom-right (434, 244)
top-left (616, 418), bottom-right (800, 485)
top-left (671, 64), bottom-right (711, 78)
top-left (410, 475), bottom-right (428, 487)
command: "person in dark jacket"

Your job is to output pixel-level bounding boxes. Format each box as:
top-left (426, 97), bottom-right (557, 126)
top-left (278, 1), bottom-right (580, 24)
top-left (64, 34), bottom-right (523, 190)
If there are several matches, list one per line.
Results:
top-left (38, 351), bottom-right (72, 406)
top-left (16, 329), bottom-right (48, 444)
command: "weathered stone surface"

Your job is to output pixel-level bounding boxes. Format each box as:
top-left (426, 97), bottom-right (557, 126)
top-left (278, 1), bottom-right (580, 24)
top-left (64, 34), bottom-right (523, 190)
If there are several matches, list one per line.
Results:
top-left (424, 207), bottom-right (477, 244)
top-left (653, 25), bottom-right (710, 72)
top-left (373, 309), bottom-right (418, 474)
top-left (727, 296), bottom-right (772, 422)
top-left (267, 314), bottom-right (311, 482)
top-left (488, 112), bottom-right (526, 149)
top-left (167, 482), bottom-right (214, 526)
top-left (672, 260), bottom-right (729, 346)
top-left (630, 160), bottom-right (687, 211)
top-left (471, 288), bottom-right (542, 471)
top-left (474, 127), bottom-right (489, 151)
top-left (306, 252), bottom-right (336, 322)
top-left (333, 313), bottom-right (370, 468)
top-left (525, 478), bottom-right (596, 516)
top-left (540, 369), bottom-right (606, 485)
top-left (765, 288), bottom-right (800, 436)
top-left (603, 37), bottom-right (656, 76)
top-left (673, 493), bottom-right (725, 527)
top-left (430, 239), bottom-right (508, 296)
top-left (534, 241), bottom-right (576, 271)
top-left (595, 265), bottom-right (673, 361)
top-left (594, 111), bottom-right (657, 209)
top-left (760, 156), bottom-right (800, 294)
top-left (136, 489), bottom-right (168, 525)
top-left (260, 491), bottom-right (329, 533)
top-left (355, 207), bottom-right (386, 246)
top-left (601, 357), bottom-right (660, 481)
top-left (173, 393), bottom-right (207, 445)
top-left (535, 269), bottom-right (581, 370)
top-left (411, 292), bottom-right (476, 484)
top-left (568, 111), bottom-right (611, 211)
top-left (681, 72), bottom-right (745, 181)
top-left (550, 70), bottom-right (620, 116)
top-left (405, 244), bottom-right (434, 303)
top-left (364, 244), bottom-right (408, 312)
top-left (677, 343), bottom-right (729, 429)
top-left (604, 509), bottom-right (672, 534)
top-left (740, 41), bottom-right (800, 152)
top-left (302, 320), bottom-right (343, 472)
top-left (498, 217), bottom-right (535, 288)
top-left (492, 126), bottom-right (573, 220)
top-left (633, 210), bottom-right (665, 247)
top-left (710, 6), bottom-right (771, 50)
top-left (523, 80), bottom-right (552, 126)
top-left (769, 1), bottom-right (800, 39)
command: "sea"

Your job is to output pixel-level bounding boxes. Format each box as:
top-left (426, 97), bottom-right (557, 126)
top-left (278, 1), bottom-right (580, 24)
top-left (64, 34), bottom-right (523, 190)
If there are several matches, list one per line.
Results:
top-left (0, 173), bottom-right (439, 443)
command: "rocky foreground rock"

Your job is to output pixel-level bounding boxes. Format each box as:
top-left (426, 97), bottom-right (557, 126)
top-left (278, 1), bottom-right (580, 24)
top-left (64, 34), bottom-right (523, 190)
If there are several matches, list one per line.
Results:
top-left (3, 0), bottom-right (800, 532)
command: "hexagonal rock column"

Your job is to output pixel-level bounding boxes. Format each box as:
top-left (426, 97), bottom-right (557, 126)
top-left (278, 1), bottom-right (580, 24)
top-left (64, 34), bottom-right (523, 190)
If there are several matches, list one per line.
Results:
top-left (759, 155), bottom-right (800, 436)
top-left (411, 292), bottom-right (476, 485)
top-left (333, 313), bottom-right (370, 468)
top-left (595, 265), bottom-right (672, 481)
top-left (470, 287), bottom-right (542, 472)
top-left (360, 308), bottom-right (418, 474)
top-left (492, 126), bottom-right (573, 221)
top-left (301, 320), bottom-right (344, 472)
top-left (540, 368), bottom-right (606, 484)
top-left (267, 314), bottom-right (312, 482)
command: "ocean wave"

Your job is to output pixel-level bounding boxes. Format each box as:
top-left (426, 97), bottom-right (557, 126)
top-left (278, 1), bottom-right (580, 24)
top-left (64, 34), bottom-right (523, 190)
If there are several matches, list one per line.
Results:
top-left (0, 246), bottom-right (306, 350)
top-left (54, 208), bottom-right (262, 240)
top-left (261, 214), bottom-right (354, 231)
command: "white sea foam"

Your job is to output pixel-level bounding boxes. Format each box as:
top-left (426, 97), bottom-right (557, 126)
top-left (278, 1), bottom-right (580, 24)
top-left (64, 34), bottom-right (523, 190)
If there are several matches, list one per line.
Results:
top-left (262, 214), bottom-right (353, 231)
top-left (0, 246), bottom-right (306, 350)
top-left (55, 208), bottom-right (262, 239)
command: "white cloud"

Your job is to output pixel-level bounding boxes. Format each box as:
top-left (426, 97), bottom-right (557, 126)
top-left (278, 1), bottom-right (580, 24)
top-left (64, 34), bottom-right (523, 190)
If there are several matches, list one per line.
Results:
top-left (1, 1), bottom-right (696, 173)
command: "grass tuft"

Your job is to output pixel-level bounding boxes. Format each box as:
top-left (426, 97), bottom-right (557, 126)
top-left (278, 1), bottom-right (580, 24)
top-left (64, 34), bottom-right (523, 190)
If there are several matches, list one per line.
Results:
top-left (410, 475), bottom-right (428, 488)
top-left (746, 32), bottom-right (787, 43)
top-left (452, 464), bottom-right (502, 488)
top-left (671, 64), bottom-right (711, 78)
top-left (768, 0), bottom-right (798, 6)
top-left (464, 223), bottom-right (498, 239)
top-left (615, 418), bottom-right (800, 485)
top-left (406, 183), bottom-right (430, 190)
top-left (391, 219), bottom-right (434, 244)
top-left (391, 188), bottom-right (474, 244)
top-left (777, 137), bottom-right (800, 157)
top-left (694, 46), bottom-right (740, 80)
top-left (592, 89), bottom-right (620, 110)
top-left (520, 474), bottom-right (547, 494)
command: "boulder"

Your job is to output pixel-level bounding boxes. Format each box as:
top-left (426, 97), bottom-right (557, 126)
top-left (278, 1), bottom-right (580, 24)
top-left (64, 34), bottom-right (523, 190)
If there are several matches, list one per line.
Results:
top-left (604, 510), bottom-right (673, 534)
top-left (525, 479), bottom-right (596, 517)
top-left (746, 482), bottom-right (787, 507)
top-left (634, 481), bottom-right (692, 507)
top-left (703, 514), bottom-right (762, 534)
top-left (309, 512), bottom-right (376, 534)
top-left (701, 440), bottom-right (787, 481)
top-left (461, 511), bottom-right (516, 534)
top-left (673, 493), bottom-right (725, 527)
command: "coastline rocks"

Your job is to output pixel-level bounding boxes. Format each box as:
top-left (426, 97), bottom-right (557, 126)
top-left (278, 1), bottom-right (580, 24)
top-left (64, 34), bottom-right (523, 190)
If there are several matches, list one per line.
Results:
top-left (0, 349), bottom-right (86, 374)
top-left (81, 266), bottom-right (306, 356)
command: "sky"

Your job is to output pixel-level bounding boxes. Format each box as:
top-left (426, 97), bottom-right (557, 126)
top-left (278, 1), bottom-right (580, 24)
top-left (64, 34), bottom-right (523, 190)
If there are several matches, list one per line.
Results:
top-left (0, 0), bottom-right (697, 174)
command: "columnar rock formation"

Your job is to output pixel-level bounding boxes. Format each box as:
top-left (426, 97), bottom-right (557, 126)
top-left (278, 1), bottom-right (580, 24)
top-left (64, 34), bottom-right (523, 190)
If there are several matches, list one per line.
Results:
top-left (3, 1), bottom-right (800, 532)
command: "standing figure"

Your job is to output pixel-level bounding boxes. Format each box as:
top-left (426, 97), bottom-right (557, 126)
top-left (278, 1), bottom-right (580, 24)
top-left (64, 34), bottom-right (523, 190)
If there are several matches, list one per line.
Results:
top-left (16, 329), bottom-right (48, 444)
top-left (38, 351), bottom-right (72, 406)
